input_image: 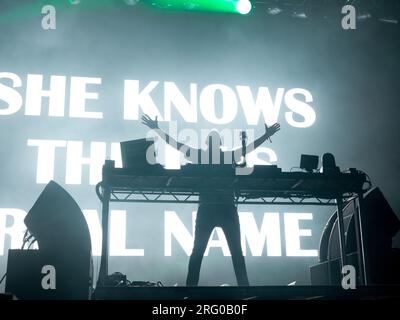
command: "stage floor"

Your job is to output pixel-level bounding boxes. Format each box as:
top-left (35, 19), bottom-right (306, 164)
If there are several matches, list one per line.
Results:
top-left (93, 285), bottom-right (400, 300)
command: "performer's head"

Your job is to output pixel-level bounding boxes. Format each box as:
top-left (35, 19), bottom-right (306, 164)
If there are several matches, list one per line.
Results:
top-left (205, 130), bottom-right (222, 150)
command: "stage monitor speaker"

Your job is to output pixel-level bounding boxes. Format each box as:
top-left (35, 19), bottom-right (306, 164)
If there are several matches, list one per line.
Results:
top-left (7, 180), bottom-right (93, 299)
top-left (310, 252), bottom-right (359, 286)
top-left (5, 249), bottom-right (92, 300)
top-left (312, 187), bottom-right (400, 285)
top-left (24, 180), bottom-right (91, 255)
top-left (318, 198), bottom-right (358, 262)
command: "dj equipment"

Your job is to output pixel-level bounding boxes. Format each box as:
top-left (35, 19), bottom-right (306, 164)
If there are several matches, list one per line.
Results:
top-left (96, 160), bottom-right (365, 202)
top-left (321, 153), bottom-right (340, 174)
top-left (95, 159), bottom-right (368, 286)
top-left (300, 154), bottom-right (319, 173)
top-left (120, 138), bottom-right (156, 168)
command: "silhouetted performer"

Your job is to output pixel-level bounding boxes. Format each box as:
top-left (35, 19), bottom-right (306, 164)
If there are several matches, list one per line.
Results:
top-left (142, 114), bottom-right (280, 286)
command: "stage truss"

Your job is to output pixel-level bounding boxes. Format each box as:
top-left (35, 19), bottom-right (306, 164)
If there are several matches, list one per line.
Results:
top-left (96, 184), bottom-right (356, 206)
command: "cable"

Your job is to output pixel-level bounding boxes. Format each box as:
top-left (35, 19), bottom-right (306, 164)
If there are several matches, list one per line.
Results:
top-left (357, 169), bottom-right (373, 191)
top-left (0, 273), bottom-right (6, 285)
top-left (21, 230), bottom-right (29, 249)
top-left (95, 182), bottom-right (103, 201)
top-left (27, 239), bottom-right (37, 249)
top-left (21, 230), bottom-right (36, 250)
top-left (341, 168), bottom-right (372, 192)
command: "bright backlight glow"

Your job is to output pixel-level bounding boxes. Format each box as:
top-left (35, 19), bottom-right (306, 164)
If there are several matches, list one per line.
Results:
top-left (236, 0), bottom-right (252, 15)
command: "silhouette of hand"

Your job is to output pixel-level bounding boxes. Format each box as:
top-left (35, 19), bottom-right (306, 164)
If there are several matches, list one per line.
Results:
top-left (265, 123), bottom-right (280, 138)
top-left (141, 114), bottom-right (159, 129)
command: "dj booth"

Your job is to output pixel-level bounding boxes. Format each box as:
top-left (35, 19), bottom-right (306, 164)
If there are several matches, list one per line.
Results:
top-left (95, 159), bottom-right (370, 288)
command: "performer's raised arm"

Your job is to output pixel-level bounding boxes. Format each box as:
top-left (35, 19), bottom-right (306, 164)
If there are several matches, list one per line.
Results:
top-left (233, 123), bottom-right (280, 159)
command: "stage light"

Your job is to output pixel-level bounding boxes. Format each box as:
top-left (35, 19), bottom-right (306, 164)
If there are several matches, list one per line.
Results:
top-left (68, 0), bottom-right (81, 4)
top-left (123, 0), bottom-right (140, 6)
top-left (378, 18), bottom-right (398, 24)
top-left (266, 7), bottom-right (282, 16)
top-left (236, 0), bottom-right (252, 15)
top-left (292, 11), bottom-right (307, 19)
top-left (357, 12), bottom-right (372, 21)
top-left (376, 0), bottom-right (400, 24)
top-left (144, 0), bottom-right (253, 15)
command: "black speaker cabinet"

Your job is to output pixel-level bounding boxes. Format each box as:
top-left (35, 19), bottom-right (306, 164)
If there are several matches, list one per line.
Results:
top-left (7, 180), bottom-right (94, 299)
top-left (310, 252), bottom-right (359, 285)
top-left (24, 181), bottom-right (91, 254)
top-left (312, 187), bottom-right (400, 285)
top-left (5, 249), bottom-right (93, 300)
